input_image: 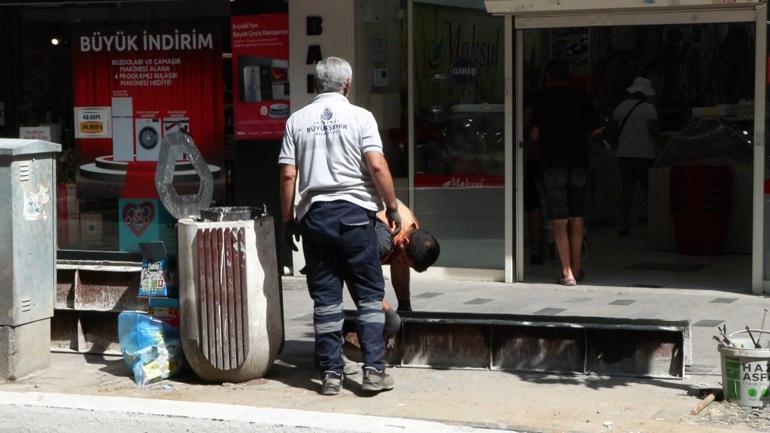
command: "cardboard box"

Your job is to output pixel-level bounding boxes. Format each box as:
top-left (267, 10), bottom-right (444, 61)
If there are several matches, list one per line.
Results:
top-left (56, 183), bottom-right (80, 248)
top-left (79, 212), bottom-right (103, 248)
top-left (148, 297), bottom-right (180, 328)
top-left (118, 198), bottom-right (177, 254)
top-left (139, 258), bottom-right (171, 298)
top-left (138, 242), bottom-right (177, 298)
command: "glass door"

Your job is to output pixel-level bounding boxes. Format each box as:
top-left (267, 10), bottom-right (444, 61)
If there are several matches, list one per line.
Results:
top-left (411, 0), bottom-right (506, 270)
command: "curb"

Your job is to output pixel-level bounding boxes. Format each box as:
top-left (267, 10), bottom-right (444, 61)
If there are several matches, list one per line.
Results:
top-left (0, 391), bottom-right (518, 433)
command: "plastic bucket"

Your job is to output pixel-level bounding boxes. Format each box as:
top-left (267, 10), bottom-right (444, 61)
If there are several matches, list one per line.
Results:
top-left (718, 329), bottom-right (770, 407)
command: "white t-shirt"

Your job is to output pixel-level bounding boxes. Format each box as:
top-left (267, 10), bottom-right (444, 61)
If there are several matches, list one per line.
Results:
top-left (613, 99), bottom-right (658, 159)
top-left (278, 92), bottom-right (384, 221)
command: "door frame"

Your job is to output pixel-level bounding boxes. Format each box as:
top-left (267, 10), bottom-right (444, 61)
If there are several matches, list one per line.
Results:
top-left (501, 5), bottom-right (767, 294)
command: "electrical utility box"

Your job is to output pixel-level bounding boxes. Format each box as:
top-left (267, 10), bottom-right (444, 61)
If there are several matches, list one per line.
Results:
top-left (0, 139), bottom-right (61, 380)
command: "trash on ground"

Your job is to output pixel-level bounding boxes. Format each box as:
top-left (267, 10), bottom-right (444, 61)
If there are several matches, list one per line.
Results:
top-left (118, 311), bottom-right (184, 386)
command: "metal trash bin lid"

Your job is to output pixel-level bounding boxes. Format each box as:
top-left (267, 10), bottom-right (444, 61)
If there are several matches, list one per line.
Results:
top-left (200, 206), bottom-right (266, 222)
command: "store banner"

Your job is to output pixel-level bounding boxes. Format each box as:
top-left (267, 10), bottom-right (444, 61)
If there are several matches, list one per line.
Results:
top-left (72, 23), bottom-right (224, 163)
top-left (231, 13), bottom-right (290, 140)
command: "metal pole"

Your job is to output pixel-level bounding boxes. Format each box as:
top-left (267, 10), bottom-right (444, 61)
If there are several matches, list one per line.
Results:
top-left (753, 3), bottom-right (767, 294)
top-left (515, 27), bottom-right (525, 282)
top-left (504, 15), bottom-right (514, 283)
top-left (408, 0), bottom-right (415, 210)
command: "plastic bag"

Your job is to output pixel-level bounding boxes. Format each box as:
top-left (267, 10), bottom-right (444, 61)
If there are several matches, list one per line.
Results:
top-left (118, 311), bottom-right (183, 386)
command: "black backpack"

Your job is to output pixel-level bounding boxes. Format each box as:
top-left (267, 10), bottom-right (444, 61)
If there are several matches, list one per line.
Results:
top-left (604, 100), bottom-right (644, 149)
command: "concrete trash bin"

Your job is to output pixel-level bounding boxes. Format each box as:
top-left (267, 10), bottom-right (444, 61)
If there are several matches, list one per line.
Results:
top-left (178, 209), bottom-right (283, 382)
top-left (719, 329), bottom-right (770, 407)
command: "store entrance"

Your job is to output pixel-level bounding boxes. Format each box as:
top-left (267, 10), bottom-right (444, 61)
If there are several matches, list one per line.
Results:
top-left (520, 23), bottom-right (755, 292)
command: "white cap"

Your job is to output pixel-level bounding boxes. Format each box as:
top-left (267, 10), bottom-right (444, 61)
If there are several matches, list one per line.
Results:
top-left (627, 77), bottom-right (655, 96)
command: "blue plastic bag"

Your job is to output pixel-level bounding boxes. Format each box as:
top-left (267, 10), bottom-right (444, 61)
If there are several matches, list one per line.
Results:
top-left (118, 311), bottom-right (183, 385)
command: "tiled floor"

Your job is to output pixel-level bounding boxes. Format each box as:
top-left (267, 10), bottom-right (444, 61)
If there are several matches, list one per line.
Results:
top-left (282, 272), bottom-right (769, 376)
top-left (523, 222), bottom-right (753, 293)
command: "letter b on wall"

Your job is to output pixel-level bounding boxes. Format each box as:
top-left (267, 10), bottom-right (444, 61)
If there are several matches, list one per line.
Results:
top-left (306, 16), bottom-right (323, 36)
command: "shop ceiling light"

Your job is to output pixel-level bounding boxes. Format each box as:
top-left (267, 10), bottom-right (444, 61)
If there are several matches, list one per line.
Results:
top-left (50, 38), bottom-right (60, 46)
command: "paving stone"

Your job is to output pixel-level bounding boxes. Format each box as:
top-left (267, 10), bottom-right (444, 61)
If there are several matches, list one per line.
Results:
top-left (609, 299), bottom-right (636, 306)
top-left (464, 298), bottom-right (493, 305)
top-left (532, 307), bottom-right (566, 316)
top-left (693, 319), bottom-right (724, 327)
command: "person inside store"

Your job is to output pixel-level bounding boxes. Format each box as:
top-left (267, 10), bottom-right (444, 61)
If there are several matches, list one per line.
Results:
top-left (523, 108), bottom-right (546, 266)
top-left (279, 56), bottom-right (402, 396)
top-left (530, 59), bottom-right (602, 286)
top-left (612, 76), bottom-right (660, 237)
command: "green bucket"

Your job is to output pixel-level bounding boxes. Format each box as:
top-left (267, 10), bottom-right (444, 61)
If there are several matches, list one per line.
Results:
top-left (718, 329), bottom-right (770, 408)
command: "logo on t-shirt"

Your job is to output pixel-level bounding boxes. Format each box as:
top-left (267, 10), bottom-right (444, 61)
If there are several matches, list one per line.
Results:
top-left (321, 107), bottom-right (333, 121)
top-left (306, 107), bottom-right (348, 136)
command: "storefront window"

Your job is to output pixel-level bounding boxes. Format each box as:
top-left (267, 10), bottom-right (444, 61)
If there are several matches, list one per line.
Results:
top-left (8, 2), bottom-right (232, 254)
top-left (522, 23), bottom-right (754, 284)
top-left (412, 0), bottom-right (505, 269)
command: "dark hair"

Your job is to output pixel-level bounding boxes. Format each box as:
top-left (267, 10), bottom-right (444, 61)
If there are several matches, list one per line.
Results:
top-left (545, 59), bottom-right (570, 82)
top-left (406, 229), bottom-right (440, 272)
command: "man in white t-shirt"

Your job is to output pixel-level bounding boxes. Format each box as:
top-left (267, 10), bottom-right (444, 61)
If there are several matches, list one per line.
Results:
top-left (278, 57), bottom-right (401, 396)
top-left (612, 77), bottom-right (660, 237)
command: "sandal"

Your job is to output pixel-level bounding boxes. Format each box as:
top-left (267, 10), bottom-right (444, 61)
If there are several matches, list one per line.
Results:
top-left (557, 274), bottom-right (576, 286)
top-left (576, 270), bottom-right (585, 282)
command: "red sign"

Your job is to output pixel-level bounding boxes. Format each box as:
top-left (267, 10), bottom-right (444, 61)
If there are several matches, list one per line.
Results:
top-left (415, 174), bottom-right (504, 188)
top-left (73, 23), bottom-right (224, 165)
top-left (231, 14), bottom-right (290, 140)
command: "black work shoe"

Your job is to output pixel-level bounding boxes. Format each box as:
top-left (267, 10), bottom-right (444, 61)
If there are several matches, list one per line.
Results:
top-left (361, 367), bottom-right (394, 393)
top-left (320, 372), bottom-right (342, 396)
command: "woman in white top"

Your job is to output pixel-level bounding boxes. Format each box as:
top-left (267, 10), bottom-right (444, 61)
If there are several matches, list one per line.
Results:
top-left (612, 77), bottom-right (660, 237)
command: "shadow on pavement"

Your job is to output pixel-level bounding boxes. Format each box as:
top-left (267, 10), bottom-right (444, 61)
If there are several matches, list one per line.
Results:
top-left (267, 339), bottom-right (319, 393)
top-left (506, 370), bottom-right (702, 395)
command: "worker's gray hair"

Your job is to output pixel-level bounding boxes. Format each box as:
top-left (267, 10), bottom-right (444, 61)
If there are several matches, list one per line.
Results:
top-left (315, 57), bottom-right (352, 94)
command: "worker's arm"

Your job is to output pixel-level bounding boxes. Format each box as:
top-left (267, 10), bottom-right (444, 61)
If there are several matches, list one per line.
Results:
top-left (279, 164), bottom-right (300, 251)
top-left (279, 164), bottom-right (297, 223)
top-left (364, 151), bottom-right (401, 234)
top-left (530, 126), bottom-right (540, 142)
top-left (390, 260), bottom-right (411, 304)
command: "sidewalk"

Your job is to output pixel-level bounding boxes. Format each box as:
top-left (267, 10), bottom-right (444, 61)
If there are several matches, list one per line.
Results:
top-left (0, 276), bottom-right (768, 433)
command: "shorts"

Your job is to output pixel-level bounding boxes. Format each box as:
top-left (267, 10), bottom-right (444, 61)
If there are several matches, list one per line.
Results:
top-left (524, 160), bottom-right (542, 212)
top-left (374, 219), bottom-right (394, 261)
top-left (542, 166), bottom-right (588, 220)
top-left (618, 157), bottom-right (653, 187)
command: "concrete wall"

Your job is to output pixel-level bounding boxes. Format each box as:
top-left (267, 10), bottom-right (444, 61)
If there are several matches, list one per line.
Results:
top-left (289, 0), bottom-right (356, 112)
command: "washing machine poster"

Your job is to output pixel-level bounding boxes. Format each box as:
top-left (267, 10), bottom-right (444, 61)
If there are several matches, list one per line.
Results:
top-left (231, 13), bottom-right (290, 140)
top-left (72, 22), bottom-right (224, 164)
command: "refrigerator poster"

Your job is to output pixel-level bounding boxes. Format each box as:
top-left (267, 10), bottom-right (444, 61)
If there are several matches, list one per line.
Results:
top-left (231, 13), bottom-right (290, 140)
top-left (72, 23), bottom-right (224, 164)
